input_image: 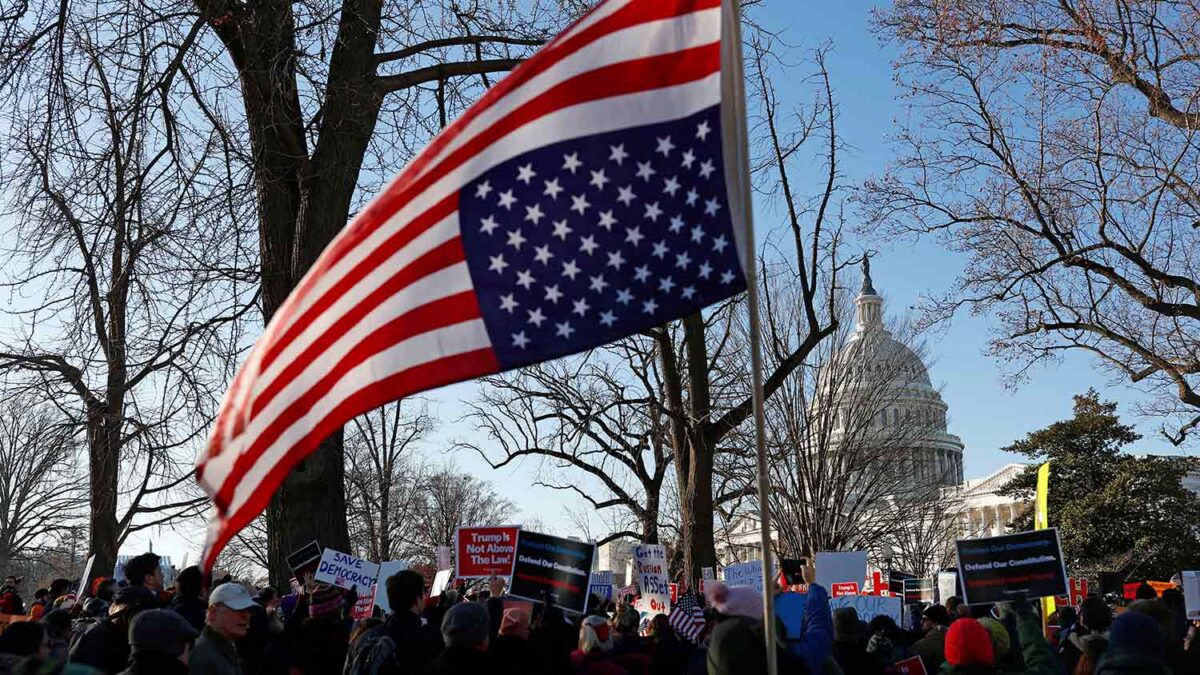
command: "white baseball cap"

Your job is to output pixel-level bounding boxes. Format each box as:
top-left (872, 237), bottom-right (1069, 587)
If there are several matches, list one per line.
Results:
top-left (208, 582), bottom-right (257, 611)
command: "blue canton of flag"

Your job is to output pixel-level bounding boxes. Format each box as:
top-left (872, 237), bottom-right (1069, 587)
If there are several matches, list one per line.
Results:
top-left (460, 104), bottom-right (746, 369)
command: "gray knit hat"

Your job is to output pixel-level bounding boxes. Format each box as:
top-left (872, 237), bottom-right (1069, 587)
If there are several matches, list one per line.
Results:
top-left (441, 602), bottom-right (489, 647)
top-left (128, 609), bottom-right (199, 657)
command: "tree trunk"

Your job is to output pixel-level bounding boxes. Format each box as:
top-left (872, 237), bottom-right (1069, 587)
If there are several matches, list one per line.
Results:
top-left (266, 428), bottom-right (349, 586)
top-left (86, 402), bottom-right (120, 588)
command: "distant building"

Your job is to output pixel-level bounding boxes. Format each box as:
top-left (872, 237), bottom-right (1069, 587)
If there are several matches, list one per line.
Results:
top-left (595, 539), bottom-right (635, 587)
top-left (959, 463), bottom-right (1031, 538)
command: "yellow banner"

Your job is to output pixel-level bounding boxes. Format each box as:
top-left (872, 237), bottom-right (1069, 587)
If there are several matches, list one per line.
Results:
top-left (1035, 461), bottom-right (1053, 629)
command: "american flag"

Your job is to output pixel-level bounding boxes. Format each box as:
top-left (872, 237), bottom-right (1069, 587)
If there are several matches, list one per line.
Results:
top-left (196, 0), bottom-right (751, 571)
top-left (668, 590), bottom-right (707, 643)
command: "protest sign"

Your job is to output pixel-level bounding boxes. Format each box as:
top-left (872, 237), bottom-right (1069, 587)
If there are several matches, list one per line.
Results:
top-left (815, 551), bottom-right (867, 590)
top-left (1068, 578), bottom-right (1088, 606)
top-left (589, 571), bottom-right (614, 603)
top-left (373, 561), bottom-right (410, 614)
top-left (936, 571), bottom-right (958, 603)
top-left (455, 525), bottom-right (519, 578)
top-left (903, 578), bottom-right (934, 603)
top-left (437, 546), bottom-right (453, 571)
top-left (888, 570), bottom-right (916, 596)
top-left (351, 587), bottom-right (376, 620)
top-left (702, 567), bottom-right (715, 581)
top-left (617, 584), bottom-right (637, 601)
top-left (430, 569), bottom-right (453, 597)
top-left (508, 530), bottom-right (596, 615)
top-left (315, 548), bottom-right (380, 593)
top-left (0, 614), bottom-right (30, 636)
top-left (631, 544), bottom-right (670, 615)
top-left (893, 655), bottom-right (928, 675)
top-left (723, 561), bottom-right (764, 592)
top-left (956, 528), bottom-right (1068, 605)
top-left (830, 582), bottom-right (859, 597)
top-left (1182, 571), bottom-right (1198, 620)
top-left (77, 555), bottom-right (96, 598)
top-left (828, 594), bottom-right (902, 625)
top-left (286, 541), bottom-right (323, 579)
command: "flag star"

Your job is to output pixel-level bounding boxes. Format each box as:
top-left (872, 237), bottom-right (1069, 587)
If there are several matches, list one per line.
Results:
top-left (698, 159), bottom-right (715, 179)
top-left (681, 149), bottom-right (696, 169)
top-left (625, 226), bottom-right (644, 246)
top-left (712, 235), bottom-right (729, 253)
top-left (543, 178), bottom-right (564, 200)
top-left (643, 298), bottom-right (659, 314)
top-left (479, 215), bottom-right (499, 235)
top-left (685, 188), bottom-right (699, 206)
top-left (662, 176), bottom-right (681, 196)
top-left (698, 262), bottom-right (713, 279)
top-left (599, 310), bottom-right (616, 327)
top-left (643, 201), bottom-right (663, 222)
top-left (609, 143), bottom-right (629, 165)
top-left (579, 235), bottom-right (599, 255)
top-left (516, 163), bottom-right (537, 184)
top-left (589, 274), bottom-right (608, 293)
top-left (675, 251), bottom-right (692, 269)
top-left (696, 120), bottom-right (712, 140)
top-left (475, 181), bottom-right (493, 199)
top-left (527, 307), bottom-right (546, 326)
top-left (555, 320), bottom-right (575, 338)
top-left (499, 293), bottom-right (519, 313)
top-left (681, 285), bottom-right (696, 300)
top-left (506, 229), bottom-right (527, 250)
top-left (633, 265), bottom-right (650, 283)
top-left (607, 250), bottom-right (626, 270)
top-left (668, 215), bottom-right (685, 233)
top-left (572, 298), bottom-right (590, 316)
top-left (544, 284), bottom-right (563, 304)
top-left (488, 254), bottom-right (508, 274)
top-left (589, 169), bottom-right (610, 190)
top-left (561, 259), bottom-right (581, 280)
top-left (616, 288), bottom-right (634, 304)
top-left (598, 210), bottom-right (617, 230)
top-left (691, 225), bottom-right (705, 244)
top-left (497, 189), bottom-right (516, 209)
top-left (635, 161), bottom-right (656, 181)
top-left (516, 269), bottom-right (536, 289)
top-left (525, 203), bottom-right (545, 224)
top-left (562, 152), bottom-right (582, 174)
top-left (534, 244), bottom-right (554, 265)
top-left (616, 185), bottom-right (637, 206)
top-left (659, 276), bottom-right (676, 293)
top-left (721, 270), bottom-right (737, 284)
top-left (570, 193), bottom-right (591, 214)
top-left (552, 219), bottom-right (572, 240)
top-left (511, 331), bottom-right (530, 348)
top-left (704, 198), bottom-right (721, 216)
top-left (655, 135), bottom-right (675, 156)
top-left (652, 240), bottom-right (669, 259)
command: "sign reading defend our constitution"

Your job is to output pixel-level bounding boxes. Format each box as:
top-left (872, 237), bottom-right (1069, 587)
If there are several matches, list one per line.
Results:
top-left (956, 528), bottom-right (1068, 605)
top-left (455, 525), bottom-right (520, 578)
top-left (508, 530), bottom-right (596, 615)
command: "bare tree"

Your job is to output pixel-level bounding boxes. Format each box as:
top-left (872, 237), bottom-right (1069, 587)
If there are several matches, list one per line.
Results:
top-left (874, 488), bottom-right (964, 579)
top-left (866, 0), bottom-right (1200, 445)
top-left (0, 400), bottom-right (86, 575)
top-left (345, 401), bottom-right (435, 563)
top-left (412, 464), bottom-right (514, 568)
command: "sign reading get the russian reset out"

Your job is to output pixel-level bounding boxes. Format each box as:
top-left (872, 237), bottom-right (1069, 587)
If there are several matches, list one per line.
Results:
top-left (956, 528), bottom-right (1068, 605)
top-left (456, 526), bottom-right (520, 578)
top-left (315, 548), bottom-right (380, 593)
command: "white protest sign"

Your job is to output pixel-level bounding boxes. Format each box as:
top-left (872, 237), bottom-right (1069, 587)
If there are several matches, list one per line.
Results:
top-left (77, 555), bottom-right (96, 598)
top-left (1183, 571), bottom-right (1199, 620)
top-left (815, 551), bottom-right (868, 590)
top-left (631, 544), bottom-right (670, 615)
top-left (702, 567), bottom-right (715, 581)
top-left (437, 546), bottom-right (453, 571)
top-left (314, 548), bottom-right (380, 593)
top-left (723, 561), bottom-right (764, 592)
top-left (828, 594), bottom-right (902, 625)
top-left (372, 561), bottom-right (411, 614)
top-left (937, 571), bottom-right (958, 603)
top-left (430, 569), bottom-right (453, 597)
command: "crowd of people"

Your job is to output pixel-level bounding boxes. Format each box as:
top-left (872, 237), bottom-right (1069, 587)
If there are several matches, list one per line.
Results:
top-left (2, 556), bottom-right (1199, 675)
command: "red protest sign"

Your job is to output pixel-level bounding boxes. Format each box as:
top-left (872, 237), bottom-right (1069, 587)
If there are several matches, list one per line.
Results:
top-left (831, 582), bottom-right (860, 597)
top-left (455, 526), bottom-right (520, 578)
top-left (351, 586), bottom-right (376, 620)
top-left (1069, 578), bottom-right (1088, 606)
top-left (670, 583), bottom-right (678, 604)
top-left (890, 656), bottom-right (927, 675)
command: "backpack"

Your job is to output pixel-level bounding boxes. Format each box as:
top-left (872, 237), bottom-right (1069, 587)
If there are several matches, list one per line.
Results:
top-left (343, 624), bottom-right (400, 675)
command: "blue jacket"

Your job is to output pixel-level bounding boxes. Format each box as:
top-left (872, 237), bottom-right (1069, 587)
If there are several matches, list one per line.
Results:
top-left (783, 583), bottom-right (834, 674)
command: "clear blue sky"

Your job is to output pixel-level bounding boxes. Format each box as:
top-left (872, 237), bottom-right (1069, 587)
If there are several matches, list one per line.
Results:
top-left (99, 0), bottom-right (1187, 563)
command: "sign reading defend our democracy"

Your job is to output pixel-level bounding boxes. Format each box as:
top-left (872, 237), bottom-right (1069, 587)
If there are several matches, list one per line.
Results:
top-left (956, 528), bottom-right (1068, 605)
top-left (508, 530), bottom-right (596, 615)
top-left (455, 526), bottom-right (520, 578)
top-left (315, 548), bottom-right (380, 593)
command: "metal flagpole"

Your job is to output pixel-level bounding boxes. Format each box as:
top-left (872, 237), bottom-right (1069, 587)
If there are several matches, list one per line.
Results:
top-left (720, 0), bottom-right (777, 673)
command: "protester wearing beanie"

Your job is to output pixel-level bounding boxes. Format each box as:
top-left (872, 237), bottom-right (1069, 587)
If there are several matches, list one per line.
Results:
top-left (914, 604), bottom-right (951, 672)
top-left (571, 614), bottom-right (626, 675)
top-left (119, 608), bottom-right (199, 675)
top-left (978, 617), bottom-right (1015, 671)
top-left (1094, 610), bottom-right (1172, 675)
top-left (291, 584), bottom-right (350, 675)
top-left (419, 602), bottom-right (498, 675)
top-left (945, 618), bottom-right (996, 671)
top-left (489, 607), bottom-right (542, 675)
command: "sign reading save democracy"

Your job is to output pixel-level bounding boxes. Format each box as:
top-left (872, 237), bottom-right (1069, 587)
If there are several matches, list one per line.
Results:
top-left (315, 548), bottom-right (380, 593)
top-left (508, 530), bottom-right (596, 615)
top-left (956, 528), bottom-right (1068, 605)
top-left (455, 525), bottom-right (520, 578)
